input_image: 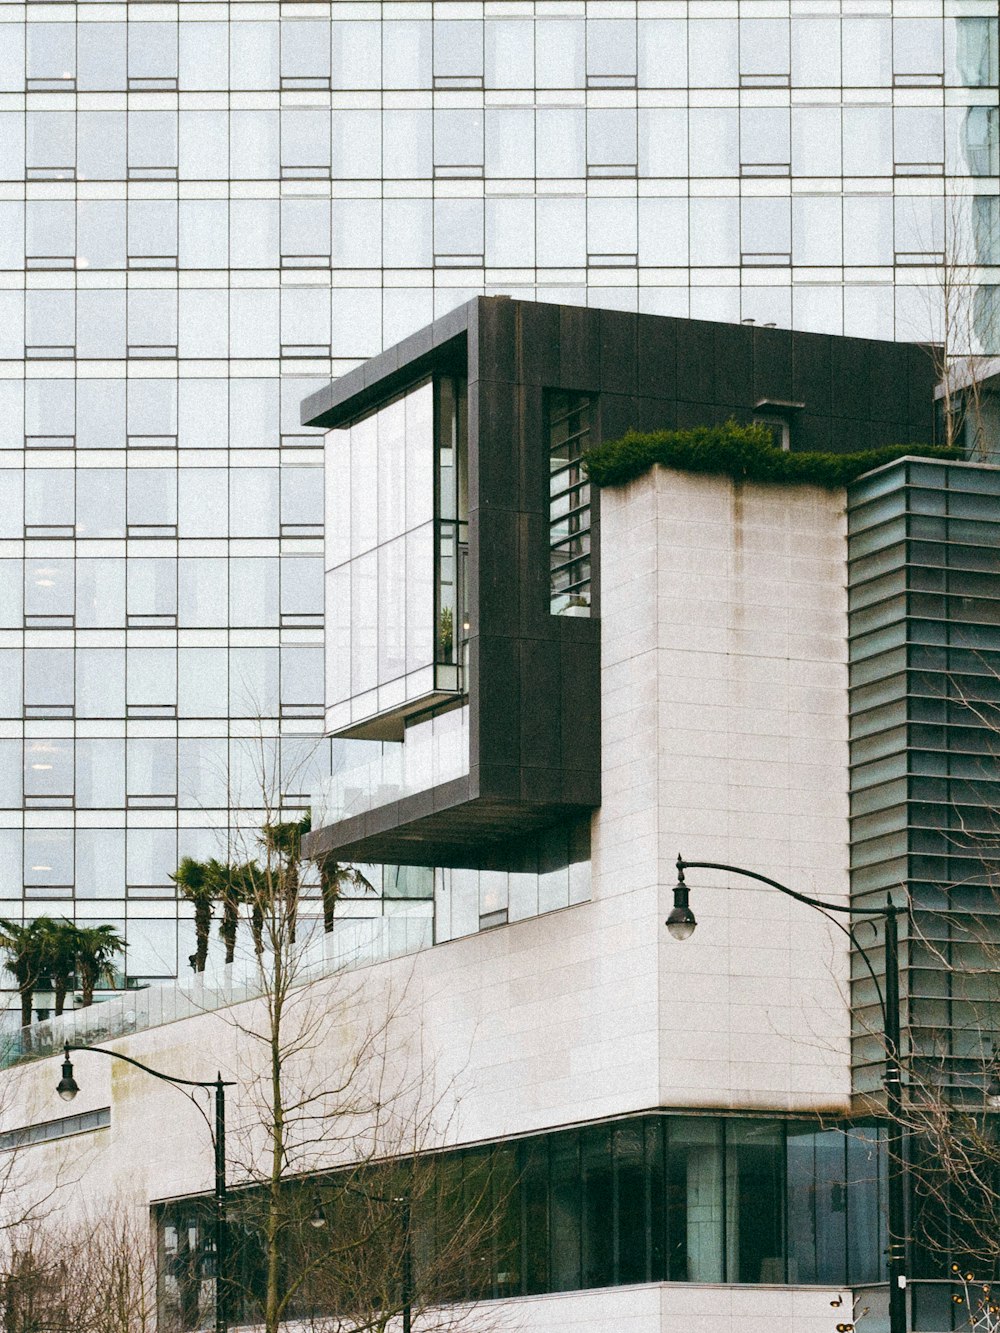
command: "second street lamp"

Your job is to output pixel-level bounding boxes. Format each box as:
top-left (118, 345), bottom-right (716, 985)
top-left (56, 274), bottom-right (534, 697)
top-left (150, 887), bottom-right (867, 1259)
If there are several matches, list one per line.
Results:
top-left (667, 855), bottom-right (907, 1333)
top-left (327, 1180), bottom-right (413, 1333)
top-left (57, 1042), bottom-right (234, 1333)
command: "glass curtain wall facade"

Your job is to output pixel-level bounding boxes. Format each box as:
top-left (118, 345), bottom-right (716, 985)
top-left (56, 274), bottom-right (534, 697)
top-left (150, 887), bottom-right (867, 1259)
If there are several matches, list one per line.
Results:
top-left (155, 1113), bottom-right (888, 1329)
top-left (0, 5), bottom-right (998, 995)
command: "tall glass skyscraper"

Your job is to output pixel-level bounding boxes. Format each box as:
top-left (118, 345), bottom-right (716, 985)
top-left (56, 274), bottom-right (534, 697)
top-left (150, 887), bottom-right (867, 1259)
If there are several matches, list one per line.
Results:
top-left (0, 4), bottom-right (997, 994)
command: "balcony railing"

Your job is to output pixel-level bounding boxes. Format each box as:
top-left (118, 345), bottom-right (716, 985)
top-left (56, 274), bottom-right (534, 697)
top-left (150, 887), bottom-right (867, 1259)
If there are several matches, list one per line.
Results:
top-left (312, 705), bottom-right (470, 828)
top-left (1, 911), bottom-right (432, 1071)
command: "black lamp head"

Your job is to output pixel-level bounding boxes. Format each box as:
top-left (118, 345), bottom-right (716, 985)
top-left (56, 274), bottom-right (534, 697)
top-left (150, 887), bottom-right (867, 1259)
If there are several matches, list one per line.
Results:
top-left (666, 856), bottom-right (698, 941)
top-left (56, 1044), bottom-right (79, 1102)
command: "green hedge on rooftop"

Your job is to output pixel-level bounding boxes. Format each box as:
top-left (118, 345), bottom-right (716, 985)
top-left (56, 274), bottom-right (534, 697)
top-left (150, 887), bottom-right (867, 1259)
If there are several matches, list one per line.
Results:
top-left (582, 421), bottom-right (962, 490)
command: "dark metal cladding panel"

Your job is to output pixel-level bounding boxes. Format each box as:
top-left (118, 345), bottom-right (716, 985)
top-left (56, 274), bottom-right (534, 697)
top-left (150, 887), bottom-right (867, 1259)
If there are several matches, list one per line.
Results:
top-left (907, 347), bottom-right (938, 440)
top-left (714, 321), bottom-right (753, 411)
top-left (473, 293), bottom-right (518, 386)
top-left (600, 393), bottom-right (638, 446)
top-left (599, 309), bottom-right (639, 398)
top-left (476, 633), bottom-right (522, 771)
top-left (559, 303), bottom-right (601, 391)
top-left (519, 636), bottom-right (562, 772)
top-left (869, 341), bottom-right (911, 425)
top-left (831, 337), bottom-right (873, 423)
top-left (792, 333), bottom-right (833, 419)
top-left (517, 300), bottom-right (561, 387)
top-left (519, 510), bottom-right (551, 636)
top-left (793, 412), bottom-right (833, 453)
top-left (831, 415), bottom-right (870, 454)
top-left (476, 763), bottom-right (522, 803)
top-left (519, 764), bottom-right (565, 804)
top-left (636, 396), bottom-right (678, 433)
top-left (560, 635), bottom-right (600, 772)
top-left (475, 376), bottom-right (520, 512)
top-left (752, 325), bottom-right (793, 407)
top-left (518, 385), bottom-right (547, 517)
top-left (478, 507), bottom-right (520, 638)
top-left (675, 319), bottom-right (716, 406)
top-left (635, 311), bottom-right (678, 400)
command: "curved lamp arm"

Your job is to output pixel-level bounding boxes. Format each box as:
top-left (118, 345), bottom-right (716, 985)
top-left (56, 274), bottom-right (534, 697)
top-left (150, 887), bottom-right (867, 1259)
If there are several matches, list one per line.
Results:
top-left (666, 853), bottom-right (909, 1333)
top-left (668, 856), bottom-right (896, 1027)
top-left (60, 1041), bottom-right (234, 1091)
top-left (674, 856), bottom-right (893, 918)
top-left (56, 1042), bottom-right (234, 1333)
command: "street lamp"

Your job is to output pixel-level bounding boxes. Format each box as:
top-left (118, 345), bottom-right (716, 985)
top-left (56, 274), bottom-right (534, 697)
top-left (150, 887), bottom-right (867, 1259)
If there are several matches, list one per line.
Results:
top-left (336, 1180), bottom-right (413, 1333)
top-left (57, 1042), bottom-right (234, 1333)
top-left (668, 855), bottom-right (907, 1333)
top-left (309, 1194), bottom-right (327, 1229)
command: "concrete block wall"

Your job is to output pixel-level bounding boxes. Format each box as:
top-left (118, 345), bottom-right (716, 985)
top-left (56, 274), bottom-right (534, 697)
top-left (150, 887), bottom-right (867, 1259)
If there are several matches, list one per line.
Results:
top-left (598, 465), bottom-right (853, 1114)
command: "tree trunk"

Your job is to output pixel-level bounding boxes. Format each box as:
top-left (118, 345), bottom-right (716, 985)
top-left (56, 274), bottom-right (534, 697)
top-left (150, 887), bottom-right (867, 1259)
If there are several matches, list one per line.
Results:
top-left (80, 964), bottom-right (96, 1008)
top-left (321, 862), bottom-right (339, 934)
top-left (221, 895), bottom-right (238, 965)
top-left (284, 863), bottom-right (299, 945)
top-left (53, 977), bottom-right (68, 1017)
top-left (194, 899), bottom-right (212, 972)
top-left (19, 981), bottom-right (33, 1029)
top-left (265, 989), bottom-right (286, 1333)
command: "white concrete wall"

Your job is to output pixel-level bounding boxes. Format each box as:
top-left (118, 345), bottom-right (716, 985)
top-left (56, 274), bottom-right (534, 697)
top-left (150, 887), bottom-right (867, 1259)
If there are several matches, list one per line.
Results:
top-left (598, 466), bottom-right (853, 1113)
top-left (475, 1282), bottom-right (850, 1333)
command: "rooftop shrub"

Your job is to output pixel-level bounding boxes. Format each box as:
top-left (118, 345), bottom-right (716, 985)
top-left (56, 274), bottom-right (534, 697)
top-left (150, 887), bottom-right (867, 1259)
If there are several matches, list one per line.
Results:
top-left (582, 420), bottom-right (963, 490)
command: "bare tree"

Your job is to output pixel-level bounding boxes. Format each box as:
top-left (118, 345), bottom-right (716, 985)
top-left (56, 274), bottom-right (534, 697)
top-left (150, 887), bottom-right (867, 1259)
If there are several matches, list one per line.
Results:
top-left (911, 191), bottom-right (1000, 455)
top-left (0, 1207), bottom-right (157, 1333)
top-left (172, 728), bottom-right (514, 1333)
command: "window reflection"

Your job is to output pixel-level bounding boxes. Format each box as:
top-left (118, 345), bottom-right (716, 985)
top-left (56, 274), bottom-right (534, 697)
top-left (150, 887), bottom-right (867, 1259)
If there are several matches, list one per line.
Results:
top-left (24, 827), bottom-right (73, 892)
top-left (435, 818), bottom-right (591, 941)
top-left (23, 739), bottom-right (73, 805)
top-left (326, 378), bottom-right (466, 737)
top-left (949, 18), bottom-right (999, 86)
top-left (156, 1112), bottom-right (889, 1329)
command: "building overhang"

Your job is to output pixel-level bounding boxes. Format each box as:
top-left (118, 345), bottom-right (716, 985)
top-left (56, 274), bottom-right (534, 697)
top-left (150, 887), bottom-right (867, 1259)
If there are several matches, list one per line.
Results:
top-left (303, 783), bottom-right (596, 868)
top-left (300, 313), bottom-right (471, 430)
top-left (305, 296), bottom-right (938, 870)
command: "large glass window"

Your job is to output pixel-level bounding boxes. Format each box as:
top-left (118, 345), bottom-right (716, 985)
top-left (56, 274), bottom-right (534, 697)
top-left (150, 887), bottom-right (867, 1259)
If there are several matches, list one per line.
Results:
top-left (155, 1111), bottom-right (888, 1329)
top-left (324, 377), bottom-right (467, 736)
top-left (435, 378), bottom-right (468, 692)
top-left (434, 818), bottom-right (591, 943)
top-left (949, 18), bottom-right (999, 86)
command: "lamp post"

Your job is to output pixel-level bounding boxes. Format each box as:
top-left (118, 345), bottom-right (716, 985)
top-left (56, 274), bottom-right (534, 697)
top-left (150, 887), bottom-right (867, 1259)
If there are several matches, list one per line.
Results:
top-left (57, 1041), bottom-right (234, 1333)
top-left (667, 856), bottom-right (906, 1333)
top-left (311, 1181), bottom-right (412, 1332)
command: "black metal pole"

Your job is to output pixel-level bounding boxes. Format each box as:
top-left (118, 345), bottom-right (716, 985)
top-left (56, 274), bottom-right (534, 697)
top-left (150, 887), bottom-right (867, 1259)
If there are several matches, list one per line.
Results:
top-left (670, 861), bottom-right (909, 1333)
top-left (401, 1195), bottom-right (412, 1333)
top-left (59, 1045), bottom-right (232, 1333)
top-left (215, 1076), bottom-right (228, 1333)
top-left (883, 904), bottom-right (907, 1333)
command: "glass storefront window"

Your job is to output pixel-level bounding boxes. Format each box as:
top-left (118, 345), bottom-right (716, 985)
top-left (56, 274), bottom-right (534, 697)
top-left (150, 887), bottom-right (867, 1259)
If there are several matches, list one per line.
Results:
top-left (155, 1111), bottom-right (889, 1330)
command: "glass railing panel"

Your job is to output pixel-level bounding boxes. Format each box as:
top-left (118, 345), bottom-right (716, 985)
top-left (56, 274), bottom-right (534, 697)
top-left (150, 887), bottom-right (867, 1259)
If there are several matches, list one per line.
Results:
top-left (312, 705), bottom-right (470, 828)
